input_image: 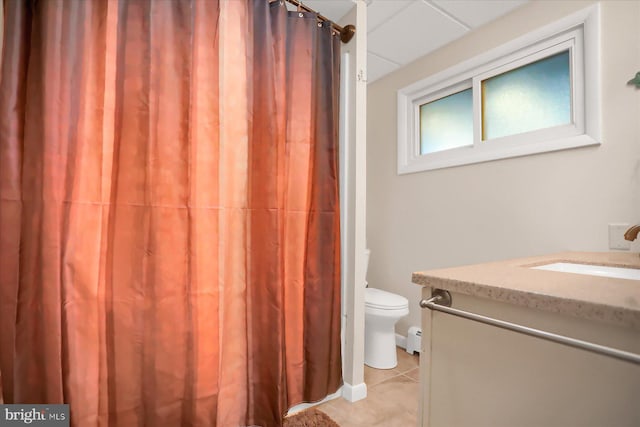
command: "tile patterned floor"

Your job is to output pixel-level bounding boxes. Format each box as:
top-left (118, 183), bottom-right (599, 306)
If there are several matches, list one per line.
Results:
top-left (317, 348), bottom-right (420, 427)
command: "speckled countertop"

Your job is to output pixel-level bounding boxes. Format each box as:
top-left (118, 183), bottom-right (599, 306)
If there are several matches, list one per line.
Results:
top-left (412, 252), bottom-right (640, 330)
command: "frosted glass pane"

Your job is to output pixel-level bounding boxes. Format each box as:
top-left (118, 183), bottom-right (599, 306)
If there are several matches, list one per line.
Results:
top-left (482, 50), bottom-right (571, 140)
top-left (420, 88), bottom-right (473, 155)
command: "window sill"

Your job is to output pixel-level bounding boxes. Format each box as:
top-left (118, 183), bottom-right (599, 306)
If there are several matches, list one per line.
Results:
top-left (398, 134), bottom-right (600, 174)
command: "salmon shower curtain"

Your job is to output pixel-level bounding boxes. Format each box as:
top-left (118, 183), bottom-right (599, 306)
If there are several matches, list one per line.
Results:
top-left (0, 0), bottom-right (342, 425)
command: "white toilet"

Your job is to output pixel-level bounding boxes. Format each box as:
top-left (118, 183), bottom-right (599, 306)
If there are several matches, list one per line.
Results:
top-left (363, 249), bottom-right (409, 369)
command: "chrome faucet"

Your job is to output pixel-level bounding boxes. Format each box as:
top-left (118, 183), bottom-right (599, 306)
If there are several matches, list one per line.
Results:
top-left (624, 224), bottom-right (640, 241)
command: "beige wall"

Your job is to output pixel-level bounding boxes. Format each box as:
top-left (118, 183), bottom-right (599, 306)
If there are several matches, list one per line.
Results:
top-left (367, 0), bottom-right (640, 336)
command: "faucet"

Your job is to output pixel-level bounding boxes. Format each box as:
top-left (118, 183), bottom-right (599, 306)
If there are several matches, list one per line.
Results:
top-left (624, 224), bottom-right (640, 241)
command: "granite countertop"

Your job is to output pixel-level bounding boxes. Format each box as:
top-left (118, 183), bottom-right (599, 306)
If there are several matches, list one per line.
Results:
top-left (412, 252), bottom-right (640, 330)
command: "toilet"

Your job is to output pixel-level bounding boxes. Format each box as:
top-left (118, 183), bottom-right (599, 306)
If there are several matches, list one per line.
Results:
top-left (363, 249), bottom-right (409, 369)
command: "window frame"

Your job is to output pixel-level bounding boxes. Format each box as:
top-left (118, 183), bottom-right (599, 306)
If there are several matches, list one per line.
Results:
top-left (397, 5), bottom-right (601, 174)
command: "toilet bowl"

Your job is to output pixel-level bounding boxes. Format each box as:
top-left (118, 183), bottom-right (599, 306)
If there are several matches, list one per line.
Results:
top-left (364, 288), bottom-right (409, 369)
top-left (363, 250), bottom-right (409, 369)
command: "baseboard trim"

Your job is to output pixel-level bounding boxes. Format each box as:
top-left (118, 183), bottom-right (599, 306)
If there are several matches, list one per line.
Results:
top-left (287, 387), bottom-right (343, 415)
top-left (342, 382), bottom-right (367, 402)
top-left (395, 333), bottom-right (407, 349)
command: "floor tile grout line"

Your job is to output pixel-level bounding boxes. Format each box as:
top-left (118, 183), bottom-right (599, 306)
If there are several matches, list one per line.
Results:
top-left (394, 362), bottom-right (419, 375)
top-left (368, 369), bottom-right (420, 389)
top-left (400, 373), bottom-right (419, 383)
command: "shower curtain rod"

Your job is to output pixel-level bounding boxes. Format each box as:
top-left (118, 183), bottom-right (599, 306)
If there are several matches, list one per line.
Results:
top-left (277, 0), bottom-right (356, 43)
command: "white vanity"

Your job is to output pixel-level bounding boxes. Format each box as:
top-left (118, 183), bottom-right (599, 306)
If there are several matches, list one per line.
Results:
top-left (412, 252), bottom-right (640, 427)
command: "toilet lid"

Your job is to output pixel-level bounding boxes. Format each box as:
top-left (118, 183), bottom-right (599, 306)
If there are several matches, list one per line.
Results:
top-left (365, 288), bottom-right (409, 309)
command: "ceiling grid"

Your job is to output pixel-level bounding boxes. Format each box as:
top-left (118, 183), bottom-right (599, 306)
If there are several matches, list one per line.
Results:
top-left (301, 0), bottom-right (528, 83)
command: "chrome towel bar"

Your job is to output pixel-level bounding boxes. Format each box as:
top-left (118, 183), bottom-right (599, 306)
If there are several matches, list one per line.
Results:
top-left (420, 289), bottom-right (640, 366)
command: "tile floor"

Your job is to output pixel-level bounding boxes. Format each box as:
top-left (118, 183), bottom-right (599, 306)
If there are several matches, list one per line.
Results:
top-left (317, 347), bottom-right (420, 427)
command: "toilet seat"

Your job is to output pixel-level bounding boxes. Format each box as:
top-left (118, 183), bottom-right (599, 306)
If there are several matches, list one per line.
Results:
top-left (365, 287), bottom-right (409, 310)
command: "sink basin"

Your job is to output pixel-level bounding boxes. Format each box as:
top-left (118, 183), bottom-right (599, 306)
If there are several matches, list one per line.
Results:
top-left (532, 262), bottom-right (640, 281)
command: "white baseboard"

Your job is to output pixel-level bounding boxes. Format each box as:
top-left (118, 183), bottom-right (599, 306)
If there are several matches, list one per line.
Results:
top-left (342, 382), bottom-right (367, 402)
top-left (287, 387), bottom-right (343, 415)
top-left (395, 333), bottom-right (407, 349)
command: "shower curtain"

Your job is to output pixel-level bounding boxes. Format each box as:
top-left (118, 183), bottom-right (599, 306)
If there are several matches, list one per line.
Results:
top-left (0, 0), bottom-right (342, 425)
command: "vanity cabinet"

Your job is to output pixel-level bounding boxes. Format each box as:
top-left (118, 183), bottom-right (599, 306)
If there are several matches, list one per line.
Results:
top-left (413, 252), bottom-right (640, 427)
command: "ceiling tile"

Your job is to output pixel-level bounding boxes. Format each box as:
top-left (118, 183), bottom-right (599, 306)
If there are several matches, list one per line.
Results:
top-left (367, 1), bottom-right (413, 32)
top-left (367, 1), bottom-right (468, 65)
top-left (303, 0), bottom-right (355, 23)
top-left (431, 0), bottom-right (528, 29)
top-left (367, 53), bottom-right (400, 83)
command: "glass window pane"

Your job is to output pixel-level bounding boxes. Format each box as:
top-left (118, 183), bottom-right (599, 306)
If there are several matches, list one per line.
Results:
top-left (482, 50), bottom-right (571, 140)
top-left (420, 88), bottom-right (473, 155)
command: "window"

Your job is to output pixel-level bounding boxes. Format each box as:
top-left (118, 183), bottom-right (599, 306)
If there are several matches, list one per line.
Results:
top-left (397, 5), bottom-right (601, 174)
top-left (420, 87), bottom-right (472, 154)
top-left (481, 50), bottom-right (571, 140)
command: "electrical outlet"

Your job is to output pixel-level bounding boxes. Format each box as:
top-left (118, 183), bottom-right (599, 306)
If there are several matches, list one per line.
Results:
top-left (609, 223), bottom-right (631, 250)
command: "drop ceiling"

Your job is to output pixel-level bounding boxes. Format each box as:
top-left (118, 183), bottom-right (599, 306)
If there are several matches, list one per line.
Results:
top-left (298, 0), bottom-right (529, 83)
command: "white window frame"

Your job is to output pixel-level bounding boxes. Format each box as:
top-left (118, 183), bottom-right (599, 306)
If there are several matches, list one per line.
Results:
top-left (397, 4), bottom-right (601, 174)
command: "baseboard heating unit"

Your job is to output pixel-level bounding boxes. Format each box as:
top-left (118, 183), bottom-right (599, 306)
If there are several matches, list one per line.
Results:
top-left (406, 326), bottom-right (421, 354)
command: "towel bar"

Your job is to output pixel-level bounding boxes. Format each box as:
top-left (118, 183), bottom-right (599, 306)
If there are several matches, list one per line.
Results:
top-left (420, 289), bottom-right (640, 365)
